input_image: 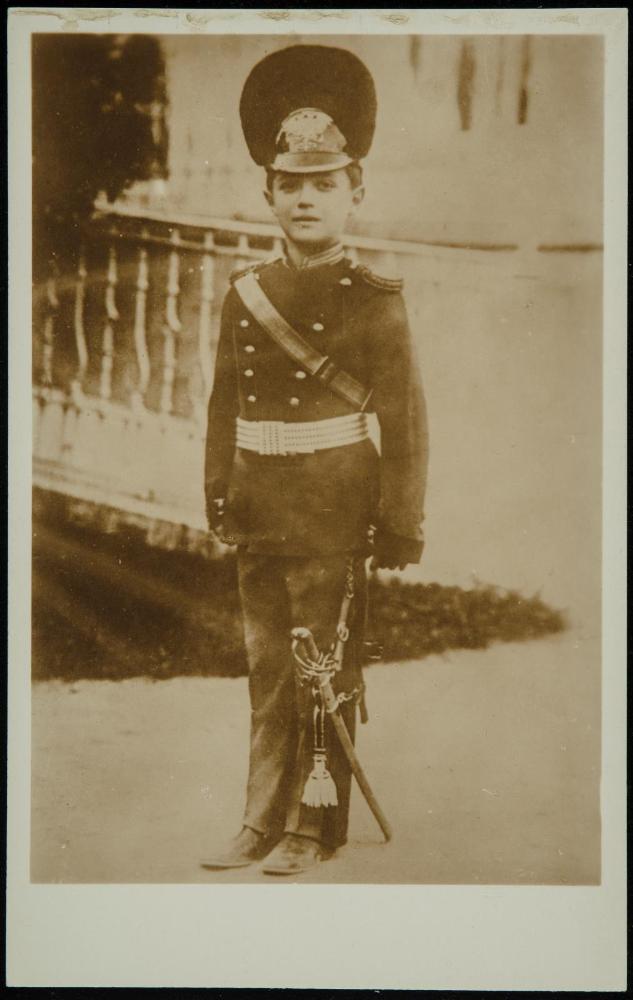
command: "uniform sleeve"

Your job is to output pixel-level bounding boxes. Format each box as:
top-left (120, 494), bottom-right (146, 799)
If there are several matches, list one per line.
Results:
top-left (368, 291), bottom-right (429, 563)
top-left (204, 289), bottom-right (239, 508)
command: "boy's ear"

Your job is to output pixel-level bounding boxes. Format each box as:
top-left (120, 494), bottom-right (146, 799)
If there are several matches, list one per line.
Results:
top-left (351, 185), bottom-right (365, 209)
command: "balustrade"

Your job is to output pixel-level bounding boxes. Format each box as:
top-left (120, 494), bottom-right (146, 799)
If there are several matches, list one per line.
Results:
top-left (32, 208), bottom-right (283, 527)
top-left (33, 199), bottom-right (591, 533)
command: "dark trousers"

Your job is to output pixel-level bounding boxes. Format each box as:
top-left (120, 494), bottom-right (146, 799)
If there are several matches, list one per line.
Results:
top-left (237, 550), bottom-right (367, 850)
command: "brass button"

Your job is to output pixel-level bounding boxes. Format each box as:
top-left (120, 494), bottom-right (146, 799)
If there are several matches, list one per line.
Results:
top-left (340, 276), bottom-right (352, 286)
top-left (289, 397), bottom-right (300, 407)
top-left (295, 371), bottom-right (307, 380)
top-left (247, 394), bottom-right (256, 403)
top-left (240, 319), bottom-right (249, 328)
top-left (244, 344), bottom-right (255, 353)
top-left (244, 369), bottom-right (254, 377)
top-left (312, 322), bottom-right (324, 332)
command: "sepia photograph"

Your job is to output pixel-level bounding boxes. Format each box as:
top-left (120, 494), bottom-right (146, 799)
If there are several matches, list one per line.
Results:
top-left (7, 6), bottom-right (627, 991)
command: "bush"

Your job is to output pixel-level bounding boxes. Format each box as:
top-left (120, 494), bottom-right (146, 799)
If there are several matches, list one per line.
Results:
top-left (32, 494), bottom-right (567, 683)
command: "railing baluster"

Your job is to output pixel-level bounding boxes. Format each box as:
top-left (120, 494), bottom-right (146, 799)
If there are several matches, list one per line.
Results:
top-left (131, 234), bottom-right (151, 413)
top-left (383, 250), bottom-right (399, 279)
top-left (196, 230), bottom-right (215, 424)
top-left (346, 244), bottom-right (359, 266)
top-left (71, 251), bottom-right (88, 401)
top-left (41, 274), bottom-right (59, 386)
top-left (234, 232), bottom-right (250, 271)
top-left (161, 228), bottom-right (182, 414)
top-left (100, 244), bottom-right (119, 401)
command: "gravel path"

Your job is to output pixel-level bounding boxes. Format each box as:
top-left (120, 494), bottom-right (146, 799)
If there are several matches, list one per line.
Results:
top-left (31, 626), bottom-right (600, 885)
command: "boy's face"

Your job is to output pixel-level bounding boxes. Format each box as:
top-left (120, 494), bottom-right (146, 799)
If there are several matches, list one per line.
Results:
top-left (264, 169), bottom-right (364, 250)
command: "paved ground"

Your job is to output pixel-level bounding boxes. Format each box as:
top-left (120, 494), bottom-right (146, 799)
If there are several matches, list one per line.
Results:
top-left (31, 621), bottom-right (600, 885)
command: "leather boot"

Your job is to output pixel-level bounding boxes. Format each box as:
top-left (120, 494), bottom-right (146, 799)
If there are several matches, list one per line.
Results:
top-left (200, 826), bottom-right (276, 870)
top-left (261, 833), bottom-right (328, 876)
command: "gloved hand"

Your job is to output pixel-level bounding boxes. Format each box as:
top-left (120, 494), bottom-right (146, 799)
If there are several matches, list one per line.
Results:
top-left (206, 496), bottom-right (225, 533)
top-left (206, 497), bottom-right (237, 546)
top-left (369, 527), bottom-right (424, 572)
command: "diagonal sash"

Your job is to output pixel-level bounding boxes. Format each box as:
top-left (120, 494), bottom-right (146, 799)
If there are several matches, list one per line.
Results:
top-left (233, 271), bottom-right (373, 412)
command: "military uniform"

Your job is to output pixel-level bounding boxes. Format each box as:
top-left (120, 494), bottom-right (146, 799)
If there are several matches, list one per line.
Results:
top-left (203, 44), bottom-right (429, 865)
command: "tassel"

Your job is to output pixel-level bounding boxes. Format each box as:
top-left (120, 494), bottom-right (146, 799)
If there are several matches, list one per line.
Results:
top-left (301, 752), bottom-right (338, 808)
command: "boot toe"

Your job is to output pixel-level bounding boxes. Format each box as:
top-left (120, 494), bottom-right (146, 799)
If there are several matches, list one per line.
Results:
top-left (262, 834), bottom-right (326, 875)
top-left (201, 827), bottom-right (274, 870)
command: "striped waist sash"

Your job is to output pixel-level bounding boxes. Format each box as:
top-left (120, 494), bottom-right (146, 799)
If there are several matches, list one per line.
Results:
top-left (236, 413), bottom-right (369, 456)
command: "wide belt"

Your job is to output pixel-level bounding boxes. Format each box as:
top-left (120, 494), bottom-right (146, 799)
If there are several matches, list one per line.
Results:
top-left (236, 413), bottom-right (369, 456)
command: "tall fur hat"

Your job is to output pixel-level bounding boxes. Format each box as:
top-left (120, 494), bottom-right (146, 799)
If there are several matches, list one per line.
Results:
top-left (239, 44), bottom-right (377, 173)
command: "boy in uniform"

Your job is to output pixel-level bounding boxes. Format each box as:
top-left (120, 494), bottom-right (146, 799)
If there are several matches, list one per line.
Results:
top-left (202, 44), bottom-right (429, 875)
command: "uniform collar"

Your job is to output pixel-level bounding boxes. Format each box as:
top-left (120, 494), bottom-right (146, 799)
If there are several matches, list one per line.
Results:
top-left (282, 241), bottom-right (346, 271)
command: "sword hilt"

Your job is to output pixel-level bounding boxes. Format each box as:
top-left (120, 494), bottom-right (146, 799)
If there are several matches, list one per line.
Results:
top-left (291, 626), bottom-right (320, 664)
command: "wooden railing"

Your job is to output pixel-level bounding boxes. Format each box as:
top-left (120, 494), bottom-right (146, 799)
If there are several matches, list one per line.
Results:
top-left (31, 205), bottom-right (410, 530)
top-left (32, 199), bottom-right (599, 537)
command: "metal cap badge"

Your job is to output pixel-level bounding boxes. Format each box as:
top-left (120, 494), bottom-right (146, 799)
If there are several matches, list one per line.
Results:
top-left (274, 108), bottom-right (350, 172)
top-left (239, 45), bottom-right (377, 173)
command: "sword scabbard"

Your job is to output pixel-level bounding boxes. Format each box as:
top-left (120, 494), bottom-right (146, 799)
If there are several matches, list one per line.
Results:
top-left (322, 677), bottom-right (392, 843)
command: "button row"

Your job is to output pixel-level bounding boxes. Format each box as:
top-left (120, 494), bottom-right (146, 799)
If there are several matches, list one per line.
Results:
top-left (241, 321), bottom-right (327, 334)
top-left (243, 367), bottom-right (306, 380)
top-left (245, 396), bottom-right (302, 407)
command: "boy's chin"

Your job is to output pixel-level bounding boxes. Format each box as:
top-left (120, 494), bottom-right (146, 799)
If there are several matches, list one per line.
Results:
top-left (287, 232), bottom-right (337, 251)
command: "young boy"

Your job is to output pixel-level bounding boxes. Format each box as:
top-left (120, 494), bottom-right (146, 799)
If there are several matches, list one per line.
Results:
top-left (202, 44), bottom-right (429, 875)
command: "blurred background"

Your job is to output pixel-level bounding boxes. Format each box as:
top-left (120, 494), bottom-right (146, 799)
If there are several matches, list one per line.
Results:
top-left (32, 32), bottom-right (603, 666)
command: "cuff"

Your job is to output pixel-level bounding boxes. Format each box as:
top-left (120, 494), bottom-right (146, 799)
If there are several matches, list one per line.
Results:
top-left (374, 526), bottom-right (425, 566)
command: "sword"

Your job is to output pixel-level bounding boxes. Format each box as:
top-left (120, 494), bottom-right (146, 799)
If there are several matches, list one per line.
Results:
top-left (291, 626), bottom-right (393, 843)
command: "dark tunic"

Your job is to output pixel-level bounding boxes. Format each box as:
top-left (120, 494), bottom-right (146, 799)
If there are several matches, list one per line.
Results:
top-left (204, 253), bottom-right (429, 561)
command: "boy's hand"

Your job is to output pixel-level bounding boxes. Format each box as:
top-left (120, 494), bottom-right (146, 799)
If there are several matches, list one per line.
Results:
top-left (206, 497), bottom-right (237, 546)
top-left (206, 496), bottom-right (226, 532)
top-left (370, 528), bottom-right (423, 572)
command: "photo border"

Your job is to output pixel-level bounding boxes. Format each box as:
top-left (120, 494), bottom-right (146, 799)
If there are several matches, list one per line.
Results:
top-left (7, 7), bottom-right (627, 990)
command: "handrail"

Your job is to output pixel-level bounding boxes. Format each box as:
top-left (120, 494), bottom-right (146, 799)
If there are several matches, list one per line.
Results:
top-left (93, 195), bottom-right (520, 256)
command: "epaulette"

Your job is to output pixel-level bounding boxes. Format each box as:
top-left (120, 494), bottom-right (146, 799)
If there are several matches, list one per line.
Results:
top-left (229, 254), bottom-right (281, 284)
top-left (353, 263), bottom-right (404, 292)
top-left (229, 259), bottom-right (260, 284)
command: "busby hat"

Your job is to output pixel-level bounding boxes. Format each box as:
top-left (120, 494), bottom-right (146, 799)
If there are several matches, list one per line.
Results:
top-left (239, 44), bottom-right (377, 173)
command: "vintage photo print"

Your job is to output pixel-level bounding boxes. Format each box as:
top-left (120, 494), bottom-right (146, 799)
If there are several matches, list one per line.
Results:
top-left (7, 7), bottom-right (627, 991)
